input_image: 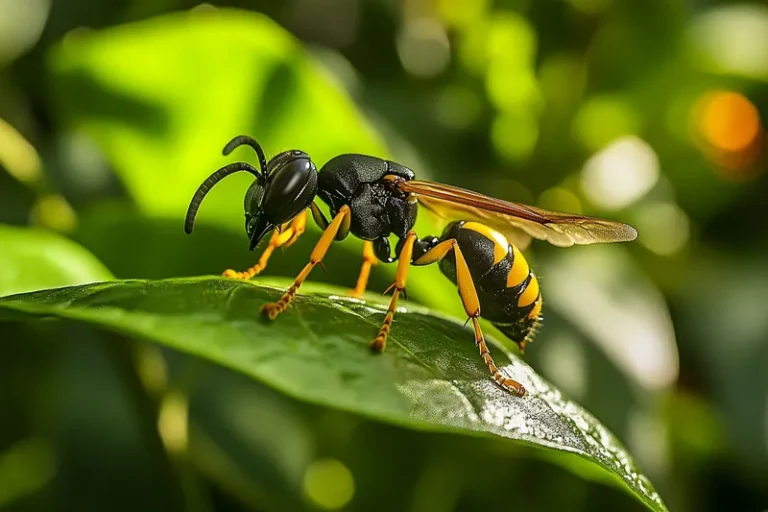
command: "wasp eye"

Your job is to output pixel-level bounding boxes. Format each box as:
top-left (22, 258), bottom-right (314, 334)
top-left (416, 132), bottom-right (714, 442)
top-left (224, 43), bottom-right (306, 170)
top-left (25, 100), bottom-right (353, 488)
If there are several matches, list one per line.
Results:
top-left (244, 181), bottom-right (266, 216)
top-left (245, 216), bottom-right (253, 237)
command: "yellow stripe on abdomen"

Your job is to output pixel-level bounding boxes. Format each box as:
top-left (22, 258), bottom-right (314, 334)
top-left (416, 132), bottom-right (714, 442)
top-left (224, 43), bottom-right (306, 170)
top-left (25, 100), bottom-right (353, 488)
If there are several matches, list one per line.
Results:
top-left (517, 274), bottom-right (540, 307)
top-left (462, 222), bottom-right (508, 265)
top-left (527, 297), bottom-right (543, 319)
top-left (506, 245), bottom-right (529, 288)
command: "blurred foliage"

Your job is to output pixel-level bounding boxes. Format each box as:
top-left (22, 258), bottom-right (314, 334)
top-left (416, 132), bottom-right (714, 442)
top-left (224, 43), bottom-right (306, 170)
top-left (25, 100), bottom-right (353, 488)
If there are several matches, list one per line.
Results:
top-left (0, 0), bottom-right (767, 511)
top-left (0, 224), bottom-right (112, 296)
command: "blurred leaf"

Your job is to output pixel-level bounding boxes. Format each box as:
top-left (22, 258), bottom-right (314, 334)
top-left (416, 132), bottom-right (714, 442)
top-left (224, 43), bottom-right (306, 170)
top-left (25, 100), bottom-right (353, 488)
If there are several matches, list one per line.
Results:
top-left (0, 0), bottom-right (50, 66)
top-left (0, 277), bottom-right (667, 511)
top-left (0, 117), bottom-right (43, 187)
top-left (49, 8), bottom-right (385, 227)
top-left (540, 246), bottom-right (679, 394)
top-left (0, 438), bottom-right (54, 508)
top-left (533, 247), bottom-right (678, 493)
top-left (184, 362), bottom-right (313, 512)
top-left (676, 252), bottom-right (768, 477)
top-left (0, 224), bottom-right (113, 296)
top-left (33, 327), bottom-right (190, 512)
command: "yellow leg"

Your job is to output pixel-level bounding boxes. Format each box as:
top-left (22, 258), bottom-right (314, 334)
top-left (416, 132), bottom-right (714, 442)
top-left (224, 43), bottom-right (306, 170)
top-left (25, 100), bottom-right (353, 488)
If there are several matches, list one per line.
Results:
top-left (472, 318), bottom-right (526, 396)
top-left (223, 210), bottom-right (308, 279)
top-left (261, 206), bottom-right (351, 319)
top-left (282, 209), bottom-right (307, 248)
top-left (370, 232), bottom-right (416, 352)
top-left (223, 227), bottom-right (293, 279)
top-left (349, 241), bottom-right (378, 298)
top-left (414, 239), bottom-right (526, 397)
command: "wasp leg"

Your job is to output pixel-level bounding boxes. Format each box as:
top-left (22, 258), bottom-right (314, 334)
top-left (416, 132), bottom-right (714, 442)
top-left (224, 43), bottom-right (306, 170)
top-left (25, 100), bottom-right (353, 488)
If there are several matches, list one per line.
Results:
top-left (413, 239), bottom-right (526, 397)
top-left (223, 209), bottom-right (309, 279)
top-left (223, 225), bottom-right (291, 279)
top-left (282, 208), bottom-right (307, 248)
top-left (262, 205), bottom-right (351, 319)
top-left (471, 318), bottom-right (526, 396)
top-left (349, 241), bottom-right (378, 298)
top-left (370, 232), bottom-right (417, 352)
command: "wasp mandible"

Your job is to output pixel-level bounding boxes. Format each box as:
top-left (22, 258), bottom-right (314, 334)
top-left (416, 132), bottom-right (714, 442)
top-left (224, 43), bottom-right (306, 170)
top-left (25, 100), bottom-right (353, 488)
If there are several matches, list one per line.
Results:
top-left (184, 135), bottom-right (638, 397)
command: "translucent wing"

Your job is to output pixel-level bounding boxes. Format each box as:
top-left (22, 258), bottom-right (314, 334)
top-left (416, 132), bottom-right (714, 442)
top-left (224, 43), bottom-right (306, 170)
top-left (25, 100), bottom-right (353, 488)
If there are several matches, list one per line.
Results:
top-left (398, 180), bottom-right (638, 248)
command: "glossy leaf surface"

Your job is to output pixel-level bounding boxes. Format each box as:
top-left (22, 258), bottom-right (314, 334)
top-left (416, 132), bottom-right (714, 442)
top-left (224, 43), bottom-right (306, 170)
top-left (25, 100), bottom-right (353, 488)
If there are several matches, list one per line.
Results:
top-left (0, 277), bottom-right (666, 512)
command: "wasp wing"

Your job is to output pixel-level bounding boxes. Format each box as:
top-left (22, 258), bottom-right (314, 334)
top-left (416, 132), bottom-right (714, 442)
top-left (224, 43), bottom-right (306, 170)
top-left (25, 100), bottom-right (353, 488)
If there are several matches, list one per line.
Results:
top-left (398, 180), bottom-right (638, 248)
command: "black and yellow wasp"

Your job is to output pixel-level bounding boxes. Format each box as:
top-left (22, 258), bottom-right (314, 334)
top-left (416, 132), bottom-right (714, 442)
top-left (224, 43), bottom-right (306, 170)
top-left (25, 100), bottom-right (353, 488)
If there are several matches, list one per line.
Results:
top-left (184, 135), bottom-right (637, 396)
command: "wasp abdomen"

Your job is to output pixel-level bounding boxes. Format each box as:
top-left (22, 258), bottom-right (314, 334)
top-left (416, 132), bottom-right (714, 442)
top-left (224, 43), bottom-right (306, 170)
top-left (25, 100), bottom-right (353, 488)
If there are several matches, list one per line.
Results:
top-left (437, 220), bottom-right (542, 348)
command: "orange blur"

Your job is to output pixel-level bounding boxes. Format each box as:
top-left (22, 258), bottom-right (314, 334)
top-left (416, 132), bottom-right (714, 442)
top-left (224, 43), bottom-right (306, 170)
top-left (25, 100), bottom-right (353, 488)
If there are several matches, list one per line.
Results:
top-left (699, 91), bottom-right (760, 153)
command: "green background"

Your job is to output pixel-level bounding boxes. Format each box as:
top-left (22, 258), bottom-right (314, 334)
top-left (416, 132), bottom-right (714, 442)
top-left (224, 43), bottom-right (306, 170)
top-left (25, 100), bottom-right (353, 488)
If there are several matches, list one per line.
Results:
top-left (1, 1), bottom-right (766, 511)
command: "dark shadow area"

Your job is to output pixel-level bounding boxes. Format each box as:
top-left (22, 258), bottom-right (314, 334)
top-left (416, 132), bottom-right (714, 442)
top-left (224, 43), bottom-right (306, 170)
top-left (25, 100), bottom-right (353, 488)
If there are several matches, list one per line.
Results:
top-left (51, 69), bottom-right (170, 138)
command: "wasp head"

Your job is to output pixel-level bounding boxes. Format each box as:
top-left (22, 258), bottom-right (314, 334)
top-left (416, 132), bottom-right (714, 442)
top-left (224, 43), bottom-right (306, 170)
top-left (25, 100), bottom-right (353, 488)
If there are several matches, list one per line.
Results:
top-left (244, 149), bottom-right (318, 249)
top-left (184, 136), bottom-right (318, 250)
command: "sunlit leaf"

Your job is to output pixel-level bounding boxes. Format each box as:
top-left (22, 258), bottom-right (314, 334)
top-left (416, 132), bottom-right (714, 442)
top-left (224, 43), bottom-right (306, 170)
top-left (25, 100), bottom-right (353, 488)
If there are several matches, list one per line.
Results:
top-left (0, 277), bottom-right (667, 512)
top-left (49, 9), bottom-right (385, 227)
top-left (0, 224), bottom-right (113, 296)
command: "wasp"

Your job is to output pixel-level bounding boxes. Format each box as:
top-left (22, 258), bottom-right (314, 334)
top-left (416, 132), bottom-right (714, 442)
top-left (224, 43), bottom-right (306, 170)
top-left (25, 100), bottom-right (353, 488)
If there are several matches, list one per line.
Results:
top-left (184, 135), bottom-right (637, 396)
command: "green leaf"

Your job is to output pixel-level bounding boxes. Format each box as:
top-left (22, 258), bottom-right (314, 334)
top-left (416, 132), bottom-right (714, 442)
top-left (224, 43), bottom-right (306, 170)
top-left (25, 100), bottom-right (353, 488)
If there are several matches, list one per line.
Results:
top-left (0, 277), bottom-right (666, 512)
top-left (49, 9), bottom-right (386, 225)
top-left (0, 224), bottom-right (113, 297)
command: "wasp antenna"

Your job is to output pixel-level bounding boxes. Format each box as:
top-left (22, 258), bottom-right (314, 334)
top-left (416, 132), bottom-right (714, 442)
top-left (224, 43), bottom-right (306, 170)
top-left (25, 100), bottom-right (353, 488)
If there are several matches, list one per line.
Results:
top-left (184, 162), bottom-right (261, 234)
top-left (222, 135), bottom-right (268, 176)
